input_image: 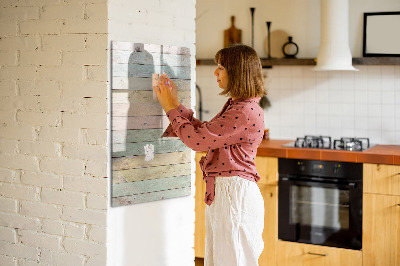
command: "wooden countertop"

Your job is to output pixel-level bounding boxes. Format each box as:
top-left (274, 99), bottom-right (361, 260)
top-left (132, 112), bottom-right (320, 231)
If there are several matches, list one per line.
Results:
top-left (257, 139), bottom-right (400, 165)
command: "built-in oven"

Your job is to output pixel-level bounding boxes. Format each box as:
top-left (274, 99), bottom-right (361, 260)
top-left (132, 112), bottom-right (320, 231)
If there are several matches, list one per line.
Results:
top-left (278, 158), bottom-right (363, 250)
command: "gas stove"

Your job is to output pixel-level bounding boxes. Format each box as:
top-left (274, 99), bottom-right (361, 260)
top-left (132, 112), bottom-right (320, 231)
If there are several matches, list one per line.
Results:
top-left (283, 135), bottom-right (373, 151)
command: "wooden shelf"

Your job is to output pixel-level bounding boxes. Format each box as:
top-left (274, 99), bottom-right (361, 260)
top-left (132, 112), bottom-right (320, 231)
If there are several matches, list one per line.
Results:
top-left (196, 57), bottom-right (400, 67)
top-left (352, 57), bottom-right (400, 65)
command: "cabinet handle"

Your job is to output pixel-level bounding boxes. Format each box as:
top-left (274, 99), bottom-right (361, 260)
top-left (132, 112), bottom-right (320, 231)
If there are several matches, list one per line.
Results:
top-left (397, 204), bottom-right (400, 207)
top-left (307, 252), bottom-right (328, 257)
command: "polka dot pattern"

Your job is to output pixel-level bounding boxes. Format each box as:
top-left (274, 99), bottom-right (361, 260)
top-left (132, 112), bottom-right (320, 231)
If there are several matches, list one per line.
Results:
top-left (162, 98), bottom-right (265, 205)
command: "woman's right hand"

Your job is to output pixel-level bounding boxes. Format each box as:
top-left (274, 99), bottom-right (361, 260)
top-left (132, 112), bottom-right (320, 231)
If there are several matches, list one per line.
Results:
top-left (160, 74), bottom-right (180, 109)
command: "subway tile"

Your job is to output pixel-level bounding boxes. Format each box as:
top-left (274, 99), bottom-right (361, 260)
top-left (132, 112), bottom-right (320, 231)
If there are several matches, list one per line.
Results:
top-left (315, 77), bottom-right (329, 90)
top-left (367, 129), bottom-right (382, 143)
top-left (316, 115), bottom-right (330, 128)
top-left (328, 88), bottom-right (341, 103)
top-left (355, 104), bottom-right (368, 117)
top-left (341, 128), bottom-right (355, 137)
top-left (279, 126), bottom-right (294, 139)
top-left (382, 78), bottom-right (395, 91)
top-left (279, 78), bottom-right (291, 89)
top-left (396, 130), bottom-right (400, 144)
top-left (304, 102), bottom-right (316, 115)
top-left (354, 116), bottom-right (368, 130)
top-left (381, 65), bottom-right (395, 77)
top-left (382, 90), bottom-right (395, 104)
top-left (396, 106), bottom-right (400, 118)
top-left (368, 117), bottom-right (382, 131)
top-left (303, 67), bottom-right (316, 78)
top-left (381, 131), bottom-right (396, 144)
top-left (341, 103), bottom-right (355, 116)
top-left (328, 71), bottom-right (341, 80)
top-left (382, 104), bottom-right (395, 118)
top-left (354, 90), bottom-right (367, 104)
top-left (316, 89), bottom-right (329, 103)
top-left (316, 70), bottom-right (328, 79)
top-left (341, 89), bottom-right (354, 103)
top-left (291, 77), bottom-right (304, 90)
top-left (382, 117), bottom-right (396, 131)
top-left (367, 104), bottom-right (381, 117)
top-left (367, 65), bottom-right (381, 76)
top-left (291, 114), bottom-right (305, 127)
top-left (341, 116), bottom-right (355, 129)
top-left (316, 103), bottom-right (329, 116)
top-left (278, 67), bottom-right (291, 78)
top-left (329, 116), bottom-right (341, 129)
top-left (304, 88), bottom-right (316, 103)
top-left (367, 91), bottom-right (381, 105)
top-left (395, 118), bottom-right (400, 131)
top-left (367, 77), bottom-right (381, 91)
top-left (329, 103), bottom-right (341, 116)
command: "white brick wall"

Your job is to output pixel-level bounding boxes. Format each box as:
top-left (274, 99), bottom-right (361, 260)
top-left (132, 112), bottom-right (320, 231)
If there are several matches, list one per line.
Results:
top-left (0, 0), bottom-right (108, 265)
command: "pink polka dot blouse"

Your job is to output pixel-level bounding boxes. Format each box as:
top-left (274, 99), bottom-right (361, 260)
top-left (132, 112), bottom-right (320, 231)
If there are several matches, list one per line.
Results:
top-left (162, 97), bottom-right (265, 205)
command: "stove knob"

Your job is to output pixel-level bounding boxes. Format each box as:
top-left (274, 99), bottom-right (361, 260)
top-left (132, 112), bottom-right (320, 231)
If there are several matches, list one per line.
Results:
top-left (334, 164), bottom-right (341, 174)
top-left (298, 161), bottom-right (305, 171)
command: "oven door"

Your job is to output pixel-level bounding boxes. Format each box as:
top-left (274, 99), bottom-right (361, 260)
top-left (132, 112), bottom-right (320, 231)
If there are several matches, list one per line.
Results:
top-left (278, 176), bottom-right (362, 250)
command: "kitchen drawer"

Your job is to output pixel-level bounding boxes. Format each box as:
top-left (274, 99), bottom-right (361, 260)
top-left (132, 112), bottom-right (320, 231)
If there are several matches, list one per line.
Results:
top-left (276, 241), bottom-right (362, 266)
top-left (364, 164), bottom-right (400, 196)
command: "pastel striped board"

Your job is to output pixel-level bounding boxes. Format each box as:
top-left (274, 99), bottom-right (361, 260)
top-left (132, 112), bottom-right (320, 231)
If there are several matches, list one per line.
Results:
top-left (111, 41), bottom-right (192, 206)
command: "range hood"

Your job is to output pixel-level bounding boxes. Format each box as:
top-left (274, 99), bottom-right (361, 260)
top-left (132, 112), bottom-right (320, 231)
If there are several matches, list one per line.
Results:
top-left (314, 0), bottom-right (358, 71)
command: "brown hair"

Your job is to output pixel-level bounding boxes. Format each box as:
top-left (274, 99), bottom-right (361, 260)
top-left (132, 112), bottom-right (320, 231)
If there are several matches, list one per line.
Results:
top-left (214, 44), bottom-right (266, 99)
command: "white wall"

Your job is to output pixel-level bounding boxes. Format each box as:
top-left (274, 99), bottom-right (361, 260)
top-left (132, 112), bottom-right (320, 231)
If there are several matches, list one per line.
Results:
top-left (107, 1), bottom-right (197, 266)
top-left (196, 0), bottom-right (400, 145)
top-left (196, 0), bottom-right (400, 58)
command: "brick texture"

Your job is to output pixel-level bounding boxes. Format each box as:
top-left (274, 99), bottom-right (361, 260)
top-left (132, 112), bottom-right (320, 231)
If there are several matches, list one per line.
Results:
top-left (0, 1), bottom-right (108, 265)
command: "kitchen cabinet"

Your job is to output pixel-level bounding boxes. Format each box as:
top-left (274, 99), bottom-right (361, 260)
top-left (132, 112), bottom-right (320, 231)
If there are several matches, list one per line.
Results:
top-left (259, 184), bottom-right (278, 266)
top-left (195, 152), bottom-right (207, 258)
top-left (363, 163), bottom-right (400, 196)
top-left (363, 163), bottom-right (400, 266)
top-left (276, 241), bottom-right (362, 266)
top-left (255, 156), bottom-right (278, 266)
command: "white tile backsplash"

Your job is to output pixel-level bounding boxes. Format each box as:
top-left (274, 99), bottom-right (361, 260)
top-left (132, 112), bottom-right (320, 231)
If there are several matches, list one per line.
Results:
top-left (196, 65), bottom-right (400, 144)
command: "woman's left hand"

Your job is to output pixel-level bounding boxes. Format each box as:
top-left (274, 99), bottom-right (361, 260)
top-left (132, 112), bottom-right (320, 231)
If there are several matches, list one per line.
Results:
top-left (153, 78), bottom-right (175, 113)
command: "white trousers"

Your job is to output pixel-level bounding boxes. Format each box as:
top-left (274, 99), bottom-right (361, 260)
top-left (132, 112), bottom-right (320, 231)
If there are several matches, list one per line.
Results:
top-left (205, 176), bottom-right (264, 266)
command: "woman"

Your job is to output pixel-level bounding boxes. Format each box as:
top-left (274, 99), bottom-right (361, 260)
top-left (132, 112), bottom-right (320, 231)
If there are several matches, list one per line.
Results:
top-left (153, 44), bottom-right (266, 266)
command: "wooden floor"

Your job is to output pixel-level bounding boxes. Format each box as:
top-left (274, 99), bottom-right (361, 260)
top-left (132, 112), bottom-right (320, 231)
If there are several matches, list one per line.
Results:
top-left (195, 257), bottom-right (204, 266)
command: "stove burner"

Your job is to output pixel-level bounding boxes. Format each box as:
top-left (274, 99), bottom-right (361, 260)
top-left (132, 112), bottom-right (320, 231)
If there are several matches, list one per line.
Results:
top-left (287, 136), bottom-right (372, 151)
top-left (295, 135), bottom-right (332, 149)
top-left (333, 137), bottom-right (370, 151)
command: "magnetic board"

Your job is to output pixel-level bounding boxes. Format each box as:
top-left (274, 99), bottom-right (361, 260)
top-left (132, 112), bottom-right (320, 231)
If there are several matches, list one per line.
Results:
top-left (111, 42), bottom-right (192, 206)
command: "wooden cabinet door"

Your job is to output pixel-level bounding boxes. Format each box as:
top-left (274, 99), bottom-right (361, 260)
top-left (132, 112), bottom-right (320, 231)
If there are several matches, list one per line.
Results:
top-left (276, 241), bottom-right (362, 266)
top-left (259, 185), bottom-right (278, 266)
top-left (363, 193), bottom-right (400, 266)
top-left (255, 156), bottom-right (278, 186)
top-left (364, 164), bottom-right (400, 196)
top-left (195, 152), bottom-right (207, 258)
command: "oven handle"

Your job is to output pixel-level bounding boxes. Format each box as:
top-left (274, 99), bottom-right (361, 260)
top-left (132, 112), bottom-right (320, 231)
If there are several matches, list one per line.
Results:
top-left (280, 177), bottom-right (357, 189)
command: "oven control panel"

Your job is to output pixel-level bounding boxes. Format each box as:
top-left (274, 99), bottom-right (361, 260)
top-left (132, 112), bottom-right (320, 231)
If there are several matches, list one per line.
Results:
top-left (281, 158), bottom-right (362, 180)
